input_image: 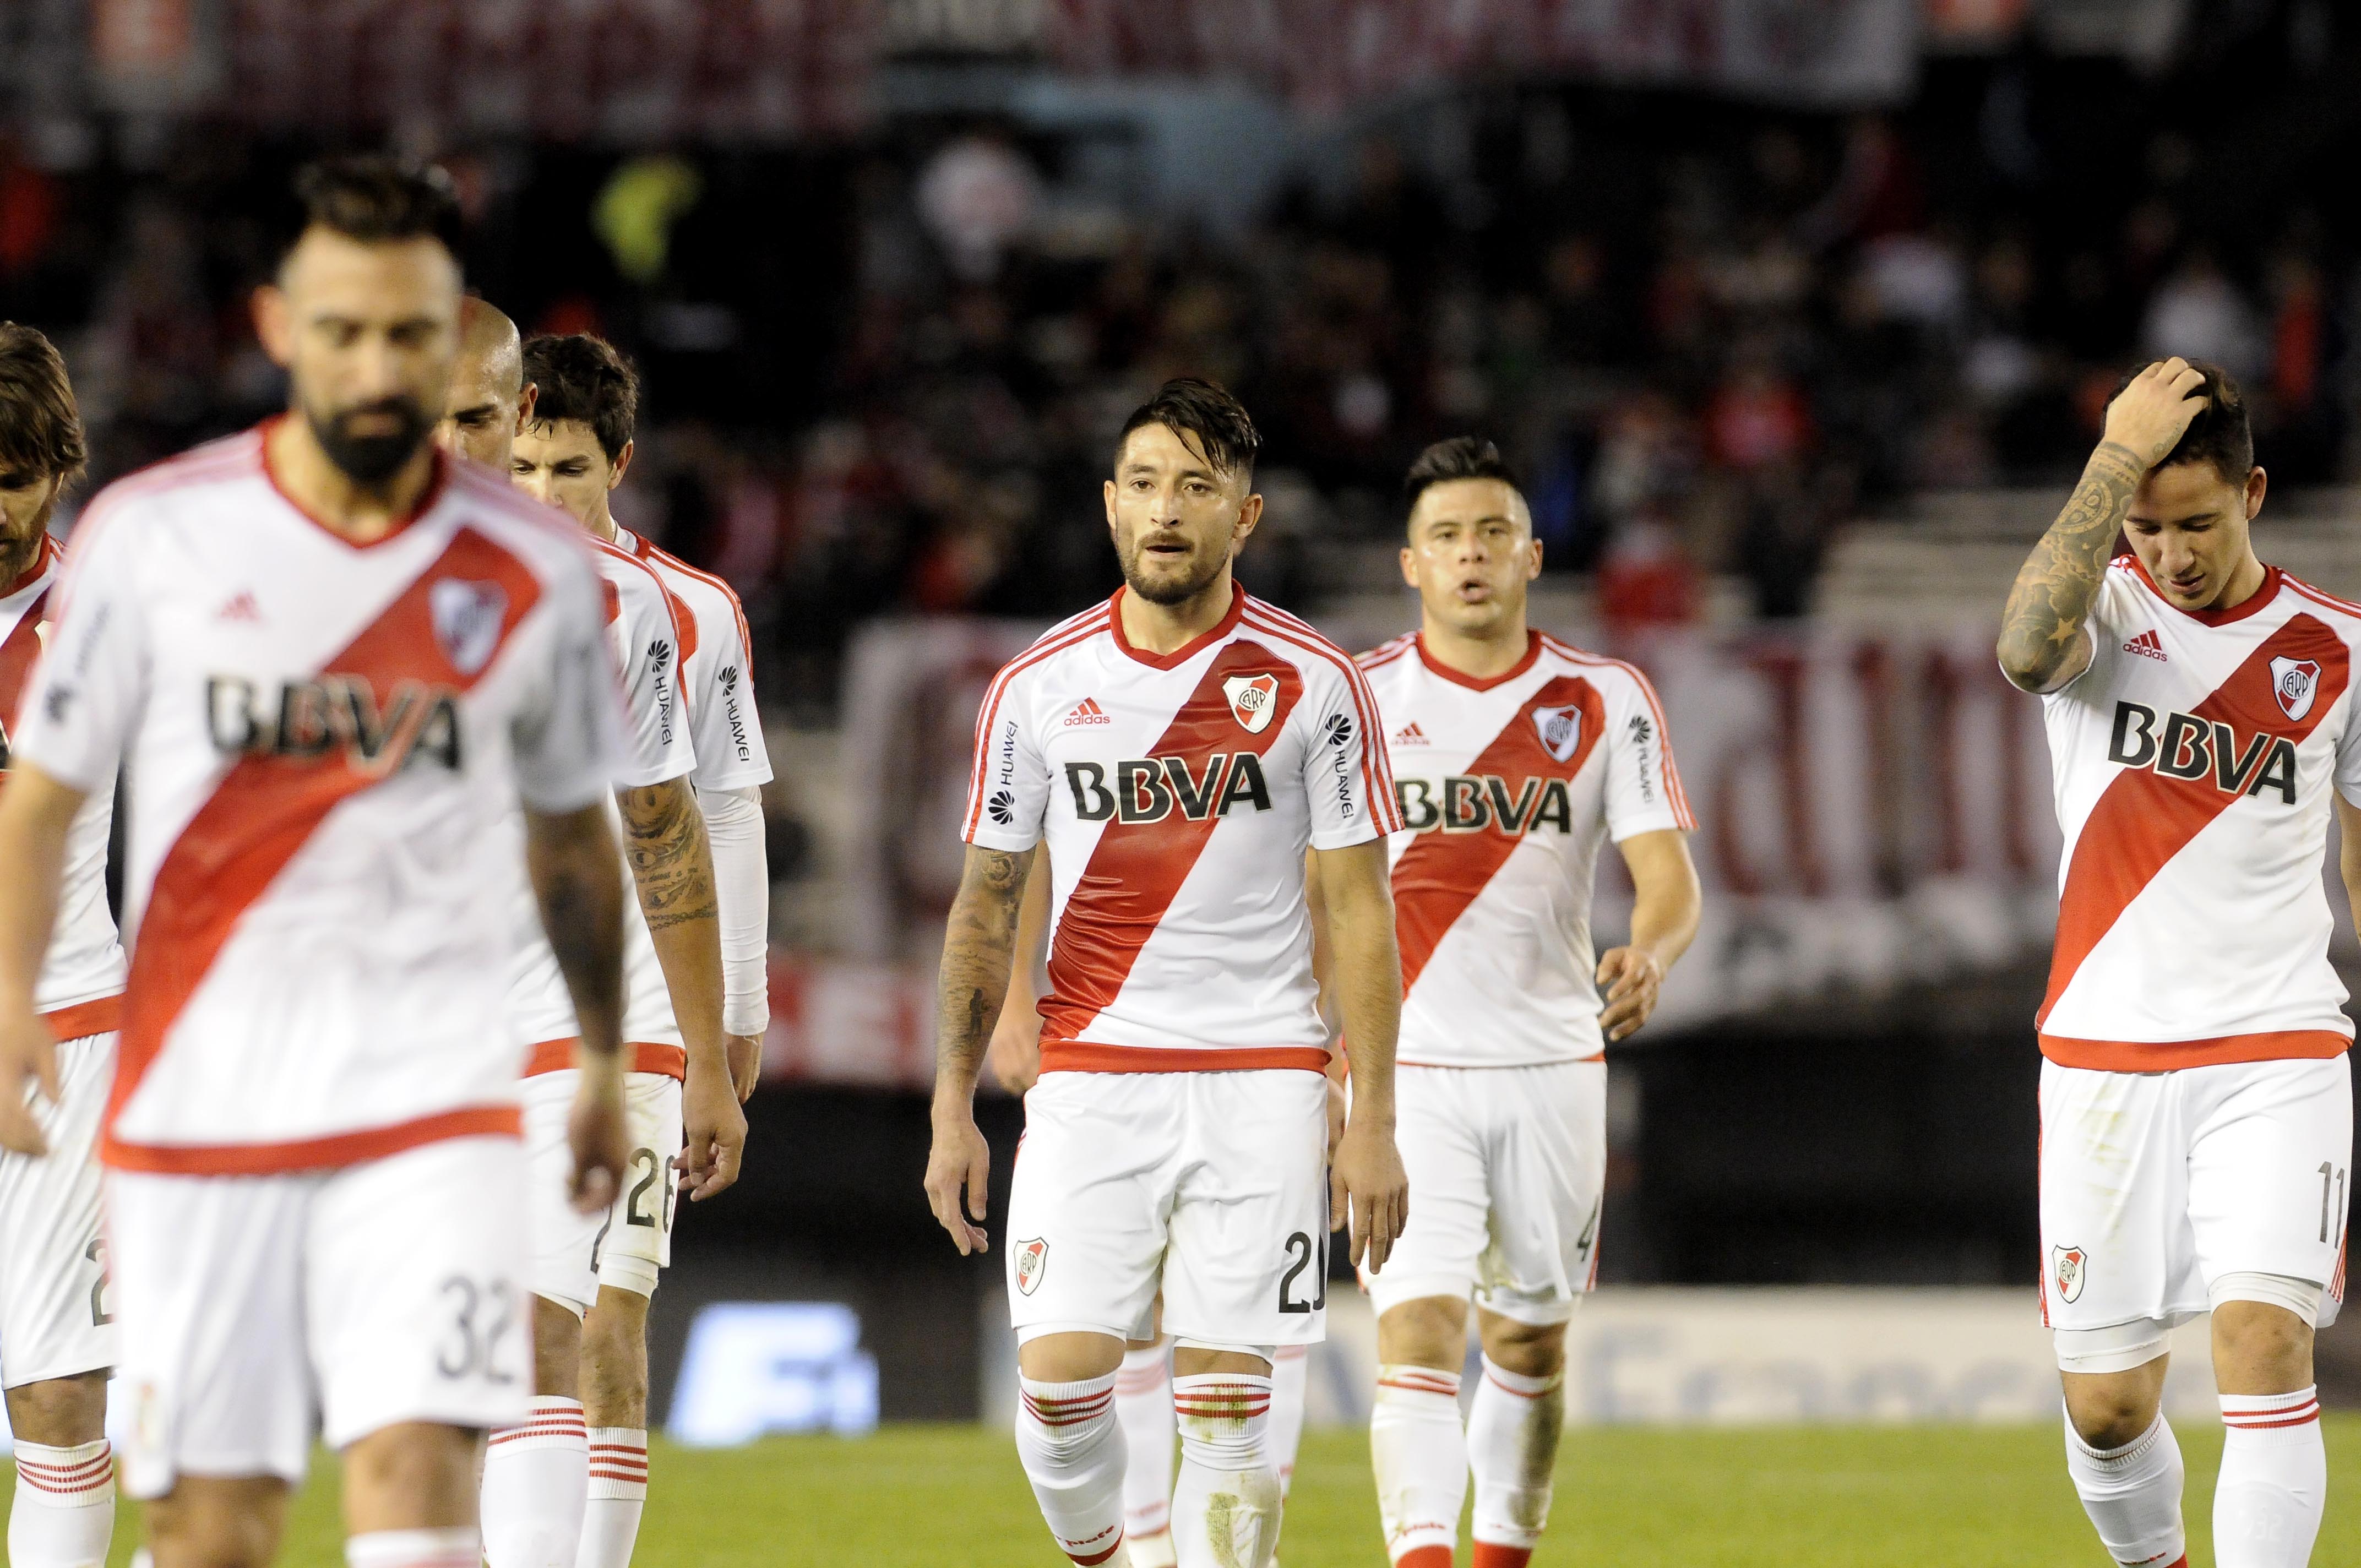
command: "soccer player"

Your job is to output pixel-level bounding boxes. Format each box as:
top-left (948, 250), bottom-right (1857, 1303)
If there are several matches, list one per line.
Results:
top-left (0, 324), bottom-right (123, 1568)
top-left (0, 158), bottom-right (633, 1568)
top-left (1353, 438), bottom-right (1699, 1568)
top-left (435, 295), bottom-right (537, 471)
top-left (1999, 358), bottom-right (2355, 1568)
top-left (926, 378), bottom-right (1410, 1568)
top-left (491, 331), bottom-right (751, 1568)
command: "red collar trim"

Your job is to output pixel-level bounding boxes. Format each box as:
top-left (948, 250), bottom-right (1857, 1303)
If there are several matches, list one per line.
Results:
top-left (1, 535), bottom-right (58, 601)
top-left (2129, 555), bottom-right (2281, 627)
top-left (1109, 581), bottom-right (1246, 669)
top-left (1415, 628), bottom-right (1541, 691)
top-left (259, 415), bottom-right (447, 548)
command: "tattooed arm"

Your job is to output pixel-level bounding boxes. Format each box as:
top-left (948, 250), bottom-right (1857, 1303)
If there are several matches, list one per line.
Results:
top-left (1998, 357), bottom-right (2210, 694)
top-left (525, 802), bottom-right (630, 1213)
top-left (923, 843), bottom-right (1037, 1255)
top-left (617, 775), bottom-right (746, 1199)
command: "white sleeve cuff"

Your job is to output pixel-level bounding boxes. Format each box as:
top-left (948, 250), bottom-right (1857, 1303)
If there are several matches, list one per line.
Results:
top-left (699, 784), bottom-right (771, 1036)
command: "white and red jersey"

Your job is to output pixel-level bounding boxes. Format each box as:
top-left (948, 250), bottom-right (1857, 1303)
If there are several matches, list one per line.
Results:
top-left (613, 524), bottom-right (771, 795)
top-left (963, 586), bottom-right (1400, 1072)
top-left (1360, 631), bottom-right (1693, 1067)
top-left (1, 535), bottom-right (126, 1041)
top-left (2037, 558), bottom-right (2361, 1070)
top-left (509, 535), bottom-right (699, 1080)
top-left (9, 427), bottom-right (625, 1173)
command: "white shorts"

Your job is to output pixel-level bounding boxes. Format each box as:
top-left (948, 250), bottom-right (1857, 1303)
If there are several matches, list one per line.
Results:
top-left (0, 1033), bottom-right (115, 1388)
top-left (1007, 1070), bottom-right (1329, 1350)
top-left (523, 1071), bottom-right (682, 1316)
top-left (105, 1134), bottom-right (531, 1499)
top-left (1362, 1060), bottom-right (1606, 1327)
top-left (2041, 1055), bottom-right (2352, 1370)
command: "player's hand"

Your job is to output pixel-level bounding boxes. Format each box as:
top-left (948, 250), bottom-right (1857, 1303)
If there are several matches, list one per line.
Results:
top-left (1596, 945), bottom-right (1666, 1043)
top-left (924, 1107), bottom-right (992, 1256)
top-left (2102, 356), bottom-right (2210, 472)
top-left (724, 1032), bottom-right (763, 1104)
top-left (680, 1051), bottom-right (748, 1201)
top-left (1331, 1116), bottom-right (1408, 1275)
top-left (0, 1005), bottom-right (57, 1157)
top-left (986, 1016), bottom-right (1042, 1097)
top-left (565, 1055), bottom-right (629, 1216)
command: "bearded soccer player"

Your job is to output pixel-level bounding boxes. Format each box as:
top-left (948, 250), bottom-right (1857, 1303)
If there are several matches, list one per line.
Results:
top-left (0, 325), bottom-right (125, 1568)
top-left (1352, 439), bottom-right (1699, 1568)
top-left (927, 379), bottom-right (1410, 1568)
top-left (436, 296), bottom-right (537, 471)
top-left (0, 159), bottom-right (634, 1568)
top-left (487, 331), bottom-right (752, 1568)
top-left (2000, 357), bottom-right (2357, 1568)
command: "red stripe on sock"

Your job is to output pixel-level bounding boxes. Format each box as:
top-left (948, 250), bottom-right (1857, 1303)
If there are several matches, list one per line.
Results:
top-left (1472, 1543), bottom-right (1536, 1568)
top-left (1482, 1372), bottom-right (1560, 1400)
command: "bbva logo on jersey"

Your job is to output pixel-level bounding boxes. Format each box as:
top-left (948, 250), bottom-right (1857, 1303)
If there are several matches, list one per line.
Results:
top-left (1065, 754), bottom-right (1272, 824)
top-left (1396, 775), bottom-right (1577, 836)
top-left (207, 674), bottom-right (464, 775)
top-left (2107, 700), bottom-right (2298, 804)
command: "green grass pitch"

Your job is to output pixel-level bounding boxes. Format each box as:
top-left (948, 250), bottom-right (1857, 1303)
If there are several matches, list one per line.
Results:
top-left (42, 1415), bottom-right (2361, 1565)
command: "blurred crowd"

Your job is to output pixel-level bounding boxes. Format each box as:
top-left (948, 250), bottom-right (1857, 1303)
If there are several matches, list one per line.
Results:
top-left (3, 55), bottom-right (2359, 714)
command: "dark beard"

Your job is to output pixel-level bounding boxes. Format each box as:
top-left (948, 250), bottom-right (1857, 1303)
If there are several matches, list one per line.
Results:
top-left (308, 396), bottom-right (432, 486)
top-left (1120, 541), bottom-right (1227, 606)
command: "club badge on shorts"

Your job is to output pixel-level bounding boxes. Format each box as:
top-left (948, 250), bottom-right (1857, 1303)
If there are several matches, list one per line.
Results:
top-left (2271, 656), bottom-right (2321, 722)
top-left (1223, 673), bottom-right (1279, 734)
top-left (430, 579), bottom-right (508, 677)
top-left (2052, 1243), bottom-right (2086, 1304)
top-left (1533, 704), bottom-right (1582, 763)
top-left (1014, 1237), bottom-right (1049, 1295)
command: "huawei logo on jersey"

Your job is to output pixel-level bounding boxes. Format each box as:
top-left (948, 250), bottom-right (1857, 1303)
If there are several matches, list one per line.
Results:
top-left (206, 674), bottom-right (464, 775)
top-left (2107, 699), bottom-right (2298, 805)
top-left (1396, 775), bottom-right (1577, 837)
top-left (1065, 754), bottom-right (1272, 824)
top-left (717, 665), bottom-right (754, 761)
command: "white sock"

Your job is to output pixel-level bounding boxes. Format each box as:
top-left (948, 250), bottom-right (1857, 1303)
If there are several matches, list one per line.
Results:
top-left (2064, 1410), bottom-right (2186, 1568)
top-left (482, 1396), bottom-right (589, 1568)
top-left (1467, 1358), bottom-right (1563, 1560)
top-left (2216, 1387), bottom-right (2326, 1568)
top-left (346, 1528), bottom-right (482, 1568)
top-left (9, 1439), bottom-right (115, 1568)
top-left (1171, 1374), bottom-right (1280, 1568)
top-left (1269, 1343), bottom-right (1310, 1500)
top-left (1370, 1365), bottom-right (1466, 1566)
top-left (1115, 1343), bottom-right (1177, 1563)
top-left (1016, 1373), bottom-right (1129, 1565)
top-left (578, 1427), bottom-right (649, 1568)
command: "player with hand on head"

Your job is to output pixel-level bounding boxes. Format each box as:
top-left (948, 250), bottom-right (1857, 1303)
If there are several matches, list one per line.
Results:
top-left (435, 295), bottom-right (537, 471)
top-left (486, 331), bottom-right (750, 1568)
top-left (928, 378), bottom-right (1409, 1568)
top-left (2000, 358), bottom-right (2356, 1568)
top-left (1351, 438), bottom-right (1699, 1568)
top-left (0, 324), bottom-right (126, 1568)
top-left (0, 157), bottom-right (634, 1568)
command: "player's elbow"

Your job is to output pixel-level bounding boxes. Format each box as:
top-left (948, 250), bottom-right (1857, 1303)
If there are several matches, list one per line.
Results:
top-left (1995, 637), bottom-right (2054, 694)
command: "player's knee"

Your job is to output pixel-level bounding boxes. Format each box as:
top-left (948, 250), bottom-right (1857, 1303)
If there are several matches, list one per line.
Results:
top-left (2063, 1378), bottom-right (2162, 1450)
top-left (1377, 1297), bottom-right (1467, 1370)
top-left (532, 1294), bottom-right (584, 1398)
top-left (1478, 1314), bottom-right (1566, 1379)
top-left (145, 1485), bottom-right (284, 1568)
top-left (2, 1369), bottom-right (108, 1447)
top-left (1019, 1331), bottom-right (1127, 1384)
top-left (341, 1422), bottom-right (481, 1524)
top-left (2211, 1299), bottom-right (2314, 1387)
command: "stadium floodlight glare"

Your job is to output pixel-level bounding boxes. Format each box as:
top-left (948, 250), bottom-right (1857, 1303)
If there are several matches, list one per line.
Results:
top-left (667, 1302), bottom-right (880, 1446)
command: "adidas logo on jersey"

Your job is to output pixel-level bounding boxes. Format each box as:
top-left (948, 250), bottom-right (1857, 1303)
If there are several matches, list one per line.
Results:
top-left (1063, 698), bottom-right (1112, 727)
top-left (2123, 629), bottom-right (2167, 661)
top-left (2107, 699), bottom-right (2298, 804)
top-left (217, 589), bottom-right (264, 623)
top-left (1392, 722), bottom-right (1429, 745)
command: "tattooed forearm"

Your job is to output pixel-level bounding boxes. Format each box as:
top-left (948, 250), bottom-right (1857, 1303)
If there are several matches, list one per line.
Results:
top-left (934, 845), bottom-right (1035, 1099)
top-left (526, 805), bottom-right (626, 1057)
top-left (617, 777), bottom-right (720, 931)
top-left (1997, 440), bottom-right (2145, 693)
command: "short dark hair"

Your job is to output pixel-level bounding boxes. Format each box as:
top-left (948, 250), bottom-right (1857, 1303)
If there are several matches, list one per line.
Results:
top-left (1116, 378), bottom-right (1260, 481)
top-left (522, 333), bottom-right (639, 461)
top-left (288, 156), bottom-right (463, 254)
top-left (0, 323), bottom-right (85, 485)
top-left (1404, 436), bottom-right (1519, 510)
top-left (2117, 360), bottom-right (2253, 484)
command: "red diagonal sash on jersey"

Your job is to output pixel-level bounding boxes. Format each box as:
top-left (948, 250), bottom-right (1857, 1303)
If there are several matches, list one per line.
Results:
top-left (0, 584), bottom-right (51, 765)
top-left (1392, 676), bottom-right (1607, 994)
top-left (2039, 612), bottom-right (2349, 1027)
top-left (110, 527), bottom-right (542, 1151)
top-left (1040, 640), bottom-right (1303, 1049)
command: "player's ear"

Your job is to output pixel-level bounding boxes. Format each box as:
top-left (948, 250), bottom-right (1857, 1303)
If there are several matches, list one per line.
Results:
top-left (2245, 465), bottom-right (2268, 521)
top-left (1399, 545), bottom-right (1418, 589)
top-left (1102, 477), bottom-right (1119, 535)
top-left (515, 382), bottom-right (537, 432)
top-left (607, 438), bottom-right (633, 491)
top-left (1233, 489), bottom-right (1263, 545)
top-left (252, 285), bottom-right (293, 368)
top-left (1526, 537), bottom-right (1544, 580)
